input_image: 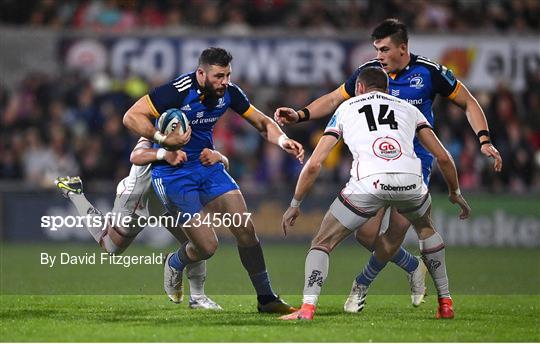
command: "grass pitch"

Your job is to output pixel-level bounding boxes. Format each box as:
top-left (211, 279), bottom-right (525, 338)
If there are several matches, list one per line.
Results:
top-left (1, 243), bottom-right (539, 342)
top-left (1, 295), bottom-right (538, 342)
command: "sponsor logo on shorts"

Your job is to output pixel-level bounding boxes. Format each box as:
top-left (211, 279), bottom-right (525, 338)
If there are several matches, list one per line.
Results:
top-left (372, 136), bottom-right (402, 160)
top-left (374, 183), bottom-right (417, 191)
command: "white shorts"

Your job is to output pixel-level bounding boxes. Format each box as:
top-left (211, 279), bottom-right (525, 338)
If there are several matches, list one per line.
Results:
top-left (111, 167), bottom-right (166, 236)
top-left (330, 173), bottom-right (431, 230)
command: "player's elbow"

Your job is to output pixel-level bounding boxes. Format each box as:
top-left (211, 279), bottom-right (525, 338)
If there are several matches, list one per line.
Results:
top-left (305, 160), bottom-right (322, 175)
top-left (435, 150), bottom-right (452, 165)
top-left (129, 150), bottom-right (144, 166)
top-left (123, 111), bottom-right (135, 130)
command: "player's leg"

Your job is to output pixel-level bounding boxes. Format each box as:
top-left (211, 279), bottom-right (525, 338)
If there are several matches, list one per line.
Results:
top-left (355, 207), bottom-right (427, 306)
top-left (164, 222), bottom-right (221, 310)
top-left (204, 189), bottom-right (294, 313)
top-left (55, 176), bottom-right (105, 242)
top-left (55, 176), bottom-right (141, 254)
top-left (153, 169), bottom-right (220, 303)
top-left (285, 211), bottom-right (354, 320)
top-left (354, 208), bottom-right (427, 307)
top-left (398, 192), bottom-right (454, 319)
top-left (281, 194), bottom-right (372, 320)
top-left (161, 210), bottom-right (218, 303)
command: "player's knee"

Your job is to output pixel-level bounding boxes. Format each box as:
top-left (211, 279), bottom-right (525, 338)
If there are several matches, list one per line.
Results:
top-left (232, 223), bottom-right (258, 246)
top-left (196, 241), bottom-right (218, 260)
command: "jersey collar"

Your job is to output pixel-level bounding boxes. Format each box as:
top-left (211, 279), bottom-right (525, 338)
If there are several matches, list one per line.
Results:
top-left (389, 53), bottom-right (417, 80)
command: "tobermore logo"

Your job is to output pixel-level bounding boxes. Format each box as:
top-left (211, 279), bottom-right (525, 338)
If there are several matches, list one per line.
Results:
top-left (378, 183), bottom-right (417, 191)
top-left (372, 137), bottom-right (402, 160)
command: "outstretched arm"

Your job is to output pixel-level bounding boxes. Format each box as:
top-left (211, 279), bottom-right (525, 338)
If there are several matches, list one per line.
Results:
top-left (130, 138), bottom-right (187, 166)
top-left (450, 83), bottom-right (502, 172)
top-left (243, 106), bottom-right (305, 163)
top-left (274, 86), bottom-right (348, 125)
top-left (282, 134), bottom-right (339, 235)
top-left (417, 127), bottom-right (470, 219)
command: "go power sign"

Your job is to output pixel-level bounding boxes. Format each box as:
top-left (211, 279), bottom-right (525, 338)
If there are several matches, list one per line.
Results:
top-left (60, 35), bottom-right (540, 91)
top-left (61, 37), bottom-right (353, 86)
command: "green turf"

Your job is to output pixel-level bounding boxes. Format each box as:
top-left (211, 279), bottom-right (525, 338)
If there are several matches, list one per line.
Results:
top-left (1, 243), bottom-right (539, 341)
top-left (1, 294), bottom-right (538, 342)
top-left (1, 244), bottom-right (539, 295)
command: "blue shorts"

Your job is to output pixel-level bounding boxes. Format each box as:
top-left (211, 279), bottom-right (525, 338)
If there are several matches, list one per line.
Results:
top-left (151, 161), bottom-right (239, 217)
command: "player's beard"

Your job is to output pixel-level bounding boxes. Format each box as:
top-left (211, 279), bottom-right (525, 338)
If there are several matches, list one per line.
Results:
top-left (202, 80), bottom-right (226, 99)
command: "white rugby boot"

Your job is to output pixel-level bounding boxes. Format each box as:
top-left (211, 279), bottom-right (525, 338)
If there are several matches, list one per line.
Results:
top-left (164, 253), bottom-right (184, 303)
top-left (408, 257), bottom-right (427, 307)
top-left (344, 280), bottom-right (369, 313)
top-left (189, 295), bottom-right (223, 310)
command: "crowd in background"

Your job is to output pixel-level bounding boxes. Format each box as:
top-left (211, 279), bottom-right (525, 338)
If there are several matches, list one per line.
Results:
top-left (1, 0), bottom-right (540, 33)
top-left (1, 67), bottom-right (539, 194)
top-left (1, 0), bottom-right (539, 194)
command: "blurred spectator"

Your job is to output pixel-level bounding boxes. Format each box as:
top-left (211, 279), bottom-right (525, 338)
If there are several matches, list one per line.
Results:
top-left (0, 0), bottom-right (538, 193)
top-left (0, 66), bottom-right (537, 193)
top-left (1, 0), bottom-right (539, 33)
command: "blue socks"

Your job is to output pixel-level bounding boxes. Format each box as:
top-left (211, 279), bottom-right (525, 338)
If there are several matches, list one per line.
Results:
top-left (238, 243), bottom-right (277, 304)
top-left (168, 243), bottom-right (193, 271)
top-left (168, 251), bottom-right (186, 270)
top-left (356, 254), bottom-right (388, 287)
top-left (391, 246), bottom-right (419, 274)
top-left (249, 271), bottom-right (275, 302)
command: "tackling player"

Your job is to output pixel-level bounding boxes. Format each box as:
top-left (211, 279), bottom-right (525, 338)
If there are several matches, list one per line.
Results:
top-left (280, 67), bottom-right (471, 321)
top-left (123, 47), bottom-right (304, 313)
top-left (274, 18), bottom-right (502, 318)
top-left (54, 141), bottom-right (227, 309)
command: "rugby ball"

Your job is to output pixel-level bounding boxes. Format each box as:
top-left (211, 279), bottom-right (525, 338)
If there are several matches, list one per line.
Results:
top-left (157, 108), bottom-right (190, 135)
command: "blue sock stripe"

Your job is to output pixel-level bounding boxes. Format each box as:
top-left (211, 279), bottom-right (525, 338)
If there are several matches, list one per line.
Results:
top-left (391, 247), bottom-right (419, 274)
top-left (356, 254), bottom-right (388, 287)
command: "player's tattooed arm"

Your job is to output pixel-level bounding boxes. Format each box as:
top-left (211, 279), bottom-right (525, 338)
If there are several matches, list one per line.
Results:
top-left (274, 87), bottom-right (347, 125)
top-left (417, 127), bottom-right (470, 219)
top-left (123, 96), bottom-right (191, 150)
top-left (243, 106), bottom-right (305, 163)
top-left (449, 83), bottom-right (502, 172)
top-left (282, 135), bottom-right (338, 235)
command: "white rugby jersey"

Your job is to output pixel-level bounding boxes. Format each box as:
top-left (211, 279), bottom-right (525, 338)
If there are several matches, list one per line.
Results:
top-left (324, 91), bottom-right (431, 180)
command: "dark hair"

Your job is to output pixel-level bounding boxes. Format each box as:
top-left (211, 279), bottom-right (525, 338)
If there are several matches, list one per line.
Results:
top-left (355, 67), bottom-right (388, 91)
top-left (371, 18), bottom-right (408, 45)
top-left (198, 47), bottom-right (233, 67)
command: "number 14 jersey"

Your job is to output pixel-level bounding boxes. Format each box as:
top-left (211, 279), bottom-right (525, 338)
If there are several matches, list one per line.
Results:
top-left (324, 91), bottom-right (431, 181)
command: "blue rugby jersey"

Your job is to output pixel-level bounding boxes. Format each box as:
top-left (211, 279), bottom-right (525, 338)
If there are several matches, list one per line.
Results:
top-left (145, 72), bottom-right (254, 164)
top-left (340, 54), bottom-right (461, 175)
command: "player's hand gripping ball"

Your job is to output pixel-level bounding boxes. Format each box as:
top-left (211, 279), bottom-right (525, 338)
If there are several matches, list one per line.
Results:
top-left (158, 108), bottom-right (190, 135)
top-left (157, 108), bottom-right (191, 149)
